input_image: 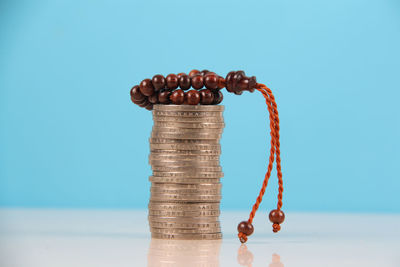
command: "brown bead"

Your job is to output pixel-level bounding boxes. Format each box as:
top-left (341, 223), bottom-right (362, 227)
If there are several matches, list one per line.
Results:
top-left (237, 221), bottom-right (254, 236)
top-left (191, 74), bottom-right (204, 89)
top-left (212, 90), bottom-right (223, 104)
top-left (131, 96), bottom-right (146, 105)
top-left (204, 73), bottom-right (218, 90)
top-left (130, 85), bottom-right (145, 101)
top-left (148, 93), bottom-right (159, 104)
top-left (179, 74), bottom-right (191, 90)
top-left (170, 89), bottom-right (185, 104)
top-left (185, 90), bottom-right (200, 105)
top-left (177, 72), bottom-right (186, 78)
top-left (158, 91), bottom-right (171, 104)
top-left (189, 69), bottom-right (200, 78)
top-left (166, 74), bottom-right (179, 90)
top-left (269, 209), bottom-right (285, 224)
top-left (217, 76), bottom-right (226, 89)
top-left (200, 69), bottom-right (210, 76)
top-left (137, 98), bottom-right (150, 107)
top-left (152, 75), bottom-right (166, 91)
top-left (139, 79), bottom-right (154, 96)
top-left (144, 102), bottom-right (153, 110)
top-left (200, 89), bottom-right (214, 104)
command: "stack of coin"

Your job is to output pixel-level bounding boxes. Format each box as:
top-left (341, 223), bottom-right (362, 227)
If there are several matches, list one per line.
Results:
top-left (149, 104), bottom-right (224, 240)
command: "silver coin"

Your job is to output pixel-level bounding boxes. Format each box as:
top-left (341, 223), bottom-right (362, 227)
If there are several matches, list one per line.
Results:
top-left (151, 232), bottom-right (222, 240)
top-left (149, 138), bottom-right (219, 144)
top-left (153, 110), bottom-right (223, 117)
top-left (150, 194), bottom-right (222, 202)
top-left (150, 227), bottom-right (221, 234)
top-left (151, 184), bottom-right (221, 191)
top-left (148, 215), bottom-right (220, 222)
top-left (152, 172), bottom-right (223, 178)
top-left (153, 121), bottom-right (225, 129)
top-left (148, 209), bottom-right (220, 217)
top-left (149, 176), bottom-right (221, 184)
top-left (151, 132), bottom-right (221, 140)
top-left (148, 220), bottom-right (221, 229)
top-left (153, 104), bottom-right (224, 112)
top-left (151, 166), bottom-right (222, 172)
top-left (151, 188), bottom-right (221, 195)
top-left (148, 202), bottom-right (220, 211)
top-left (151, 150), bottom-right (221, 156)
top-left (149, 143), bottom-right (221, 150)
top-left (149, 160), bottom-right (220, 167)
top-left (149, 154), bottom-right (220, 160)
top-left (153, 116), bottom-right (224, 124)
top-left (152, 127), bottom-right (223, 134)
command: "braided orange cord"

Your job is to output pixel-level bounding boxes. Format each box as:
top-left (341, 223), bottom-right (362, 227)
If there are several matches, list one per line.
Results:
top-left (238, 83), bottom-right (284, 242)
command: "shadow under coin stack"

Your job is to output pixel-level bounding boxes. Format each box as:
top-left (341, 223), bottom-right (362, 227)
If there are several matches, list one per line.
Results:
top-left (148, 104), bottom-right (224, 240)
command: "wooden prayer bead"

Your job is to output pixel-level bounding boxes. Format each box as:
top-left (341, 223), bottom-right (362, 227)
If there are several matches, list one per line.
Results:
top-left (166, 74), bottom-right (179, 90)
top-left (189, 69), bottom-right (200, 78)
top-left (217, 76), bottom-right (226, 89)
top-left (138, 98), bottom-right (150, 107)
top-left (179, 74), bottom-right (191, 90)
top-left (139, 79), bottom-right (154, 96)
top-left (269, 209), bottom-right (285, 224)
top-left (200, 69), bottom-right (210, 76)
top-left (204, 73), bottom-right (218, 90)
top-left (185, 90), bottom-right (200, 105)
top-left (212, 90), bottom-right (223, 104)
top-left (144, 102), bottom-right (153, 110)
top-left (152, 75), bottom-right (166, 91)
top-left (191, 74), bottom-right (204, 89)
top-left (148, 93), bottom-right (159, 104)
top-left (170, 89), bottom-right (185, 104)
top-left (237, 221), bottom-right (254, 236)
top-left (200, 89), bottom-right (214, 104)
top-left (158, 91), bottom-right (171, 104)
top-left (130, 85), bottom-right (145, 101)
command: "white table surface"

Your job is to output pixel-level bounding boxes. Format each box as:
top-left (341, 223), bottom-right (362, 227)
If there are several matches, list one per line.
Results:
top-left (0, 209), bottom-right (399, 267)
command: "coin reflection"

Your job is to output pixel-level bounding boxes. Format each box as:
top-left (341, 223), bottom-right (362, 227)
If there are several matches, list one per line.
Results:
top-left (147, 238), bottom-right (222, 267)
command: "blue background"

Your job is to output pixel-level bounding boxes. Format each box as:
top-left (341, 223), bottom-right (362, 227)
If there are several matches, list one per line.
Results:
top-left (1, 0), bottom-right (399, 212)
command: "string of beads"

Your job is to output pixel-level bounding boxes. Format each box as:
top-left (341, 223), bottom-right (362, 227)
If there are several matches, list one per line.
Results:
top-left (130, 70), bottom-right (285, 243)
top-left (130, 70), bottom-right (256, 110)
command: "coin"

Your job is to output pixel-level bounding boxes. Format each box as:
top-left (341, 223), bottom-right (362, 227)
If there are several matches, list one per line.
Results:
top-left (152, 171), bottom-right (223, 178)
top-left (151, 166), bottom-right (222, 172)
top-left (149, 176), bottom-right (221, 184)
top-left (149, 143), bottom-right (221, 150)
top-left (152, 127), bottom-right (223, 134)
top-left (151, 150), bottom-right (221, 155)
top-left (151, 132), bottom-right (222, 139)
top-left (151, 183), bottom-right (221, 189)
top-left (154, 104), bottom-right (224, 112)
top-left (153, 121), bottom-right (225, 129)
top-left (149, 153), bottom-right (220, 160)
top-left (153, 110), bottom-right (223, 117)
top-left (153, 116), bottom-right (224, 123)
top-left (151, 188), bottom-right (221, 195)
top-left (149, 138), bottom-right (219, 144)
top-left (148, 202), bottom-right (220, 211)
top-left (148, 221), bottom-right (221, 229)
top-left (149, 160), bottom-right (220, 167)
top-left (148, 209), bottom-right (220, 217)
top-left (150, 194), bottom-right (222, 202)
top-left (151, 232), bottom-right (222, 240)
top-left (150, 227), bottom-right (221, 234)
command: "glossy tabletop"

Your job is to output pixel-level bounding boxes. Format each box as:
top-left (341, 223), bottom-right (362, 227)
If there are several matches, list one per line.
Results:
top-left (0, 209), bottom-right (399, 267)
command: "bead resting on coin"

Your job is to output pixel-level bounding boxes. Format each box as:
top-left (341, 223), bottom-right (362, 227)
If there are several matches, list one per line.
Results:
top-left (129, 70), bottom-right (286, 243)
